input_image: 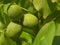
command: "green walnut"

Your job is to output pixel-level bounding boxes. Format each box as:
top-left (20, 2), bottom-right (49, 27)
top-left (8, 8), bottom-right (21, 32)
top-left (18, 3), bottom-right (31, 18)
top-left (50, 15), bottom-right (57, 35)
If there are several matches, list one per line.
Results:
top-left (6, 22), bottom-right (22, 37)
top-left (23, 14), bottom-right (38, 27)
top-left (8, 5), bottom-right (21, 17)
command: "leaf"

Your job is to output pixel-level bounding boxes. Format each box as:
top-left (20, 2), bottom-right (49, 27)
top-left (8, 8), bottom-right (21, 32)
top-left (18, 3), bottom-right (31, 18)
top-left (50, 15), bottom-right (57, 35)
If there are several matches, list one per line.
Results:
top-left (33, 0), bottom-right (43, 11)
top-left (1, 13), bottom-right (10, 26)
top-left (43, 10), bottom-right (60, 24)
top-left (33, 0), bottom-right (51, 18)
top-left (32, 21), bottom-right (56, 45)
top-left (3, 3), bottom-right (11, 14)
top-left (20, 0), bottom-right (29, 8)
top-left (57, 0), bottom-right (60, 10)
top-left (43, 0), bottom-right (51, 19)
top-left (0, 3), bottom-right (3, 8)
top-left (0, 11), bottom-right (4, 23)
top-left (0, 4), bottom-right (4, 22)
top-left (0, 0), bottom-right (4, 3)
top-left (22, 27), bottom-right (35, 36)
top-left (0, 22), bottom-right (5, 29)
top-left (3, 0), bottom-right (17, 4)
top-left (55, 23), bottom-right (60, 36)
top-left (5, 38), bottom-right (17, 45)
top-left (21, 41), bottom-right (29, 45)
top-left (27, 5), bottom-right (34, 13)
top-left (1, 5), bottom-right (10, 26)
top-left (47, 0), bottom-right (57, 12)
top-left (0, 30), bottom-right (7, 45)
top-left (52, 36), bottom-right (60, 45)
top-left (20, 31), bottom-right (32, 45)
top-left (54, 15), bottom-right (60, 36)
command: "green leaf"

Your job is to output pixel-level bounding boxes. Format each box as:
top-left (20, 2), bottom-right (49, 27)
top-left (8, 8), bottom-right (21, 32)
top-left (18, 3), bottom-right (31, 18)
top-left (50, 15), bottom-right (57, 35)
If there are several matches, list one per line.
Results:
top-left (22, 27), bottom-right (35, 36)
top-left (3, 3), bottom-right (11, 14)
top-left (0, 30), bottom-right (7, 45)
top-left (57, 0), bottom-right (60, 10)
top-left (3, 0), bottom-right (17, 4)
top-left (20, 31), bottom-right (32, 45)
top-left (43, 0), bottom-right (51, 19)
top-left (0, 5), bottom-right (10, 26)
top-left (33, 0), bottom-right (51, 17)
top-left (32, 21), bottom-right (55, 45)
top-left (0, 4), bottom-right (4, 23)
top-left (20, 0), bottom-right (29, 8)
top-left (1, 13), bottom-right (10, 26)
top-left (0, 22), bottom-right (5, 29)
top-left (54, 15), bottom-right (60, 36)
top-left (33, 0), bottom-right (43, 11)
top-left (0, 3), bottom-right (3, 8)
top-left (21, 41), bottom-right (29, 45)
top-left (0, 11), bottom-right (4, 23)
top-left (47, 0), bottom-right (57, 12)
top-left (6, 38), bottom-right (17, 45)
top-left (52, 36), bottom-right (60, 45)
top-left (27, 5), bottom-right (34, 13)
top-left (43, 10), bottom-right (60, 24)
top-left (0, 0), bottom-right (4, 3)
top-left (55, 23), bottom-right (60, 36)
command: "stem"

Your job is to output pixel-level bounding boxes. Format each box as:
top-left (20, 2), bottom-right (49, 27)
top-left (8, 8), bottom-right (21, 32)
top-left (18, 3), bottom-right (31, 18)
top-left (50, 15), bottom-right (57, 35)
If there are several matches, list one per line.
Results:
top-left (22, 27), bottom-right (35, 37)
top-left (20, 7), bottom-right (32, 13)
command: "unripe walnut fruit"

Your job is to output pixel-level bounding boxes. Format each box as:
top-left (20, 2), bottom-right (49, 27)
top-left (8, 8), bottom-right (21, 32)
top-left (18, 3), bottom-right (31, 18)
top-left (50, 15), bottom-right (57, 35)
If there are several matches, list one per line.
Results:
top-left (8, 5), bottom-right (21, 17)
top-left (6, 22), bottom-right (22, 37)
top-left (23, 14), bottom-right (38, 27)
